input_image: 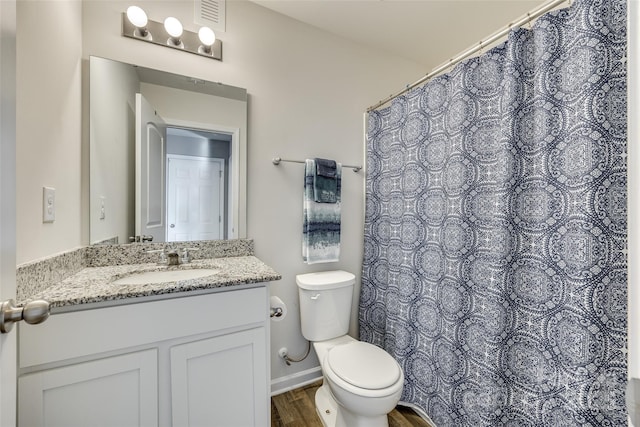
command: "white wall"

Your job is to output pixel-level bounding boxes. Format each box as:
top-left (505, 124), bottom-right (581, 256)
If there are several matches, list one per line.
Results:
top-left (16, 0), bottom-right (424, 387)
top-left (90, 56), bottom-right (139, 245)
top-left (16, 0), bottom-right (83, 264)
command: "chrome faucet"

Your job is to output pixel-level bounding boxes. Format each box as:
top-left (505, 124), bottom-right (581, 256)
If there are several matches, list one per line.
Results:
top-left (166, 250), bottom-right (180, 266)
top-left (146, 247), bottom-right (199, 265)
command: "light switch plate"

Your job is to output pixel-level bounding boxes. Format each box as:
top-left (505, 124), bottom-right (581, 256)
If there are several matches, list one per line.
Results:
top-left (43, 187), bottom-right (55, 223)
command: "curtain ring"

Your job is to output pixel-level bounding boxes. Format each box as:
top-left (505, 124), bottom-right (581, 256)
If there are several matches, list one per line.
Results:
top-left (527, 12), bottom-right (532, 30)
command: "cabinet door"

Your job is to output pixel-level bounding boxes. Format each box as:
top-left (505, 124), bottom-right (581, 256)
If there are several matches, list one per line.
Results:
top-left (170, 328), bottom-right (268, 427)
top-left (18, 349), bottom-right (158, 427)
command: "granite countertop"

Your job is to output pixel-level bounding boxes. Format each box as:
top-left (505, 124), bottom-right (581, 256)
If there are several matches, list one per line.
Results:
top-left (25, 256), bottom-right (282, 310)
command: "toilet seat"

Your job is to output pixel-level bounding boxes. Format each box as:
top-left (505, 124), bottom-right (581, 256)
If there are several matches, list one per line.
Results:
top-left (325, 341), bottom-right (402, 395)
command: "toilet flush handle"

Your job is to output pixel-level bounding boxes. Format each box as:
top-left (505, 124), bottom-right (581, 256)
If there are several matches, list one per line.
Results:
top-left (310, 293), bottom-right (321, 300)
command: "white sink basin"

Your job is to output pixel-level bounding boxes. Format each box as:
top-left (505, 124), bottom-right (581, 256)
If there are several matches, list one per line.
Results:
top-left (112, 269), bottom-right (219, 285)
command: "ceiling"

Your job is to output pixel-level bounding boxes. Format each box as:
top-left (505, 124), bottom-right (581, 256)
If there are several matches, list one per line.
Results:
top-left (251, 0), bottom-right (548, 69)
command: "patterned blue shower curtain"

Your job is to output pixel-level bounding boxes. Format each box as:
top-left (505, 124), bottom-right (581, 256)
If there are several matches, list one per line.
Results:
top-left (360, 0), bottom-right (627, 425)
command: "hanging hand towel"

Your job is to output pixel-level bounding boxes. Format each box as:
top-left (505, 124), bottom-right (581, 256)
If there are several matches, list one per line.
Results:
top-left (303, 159), bottom-right (341, 264)
top-left (313, 158), bottom-right (338, 203)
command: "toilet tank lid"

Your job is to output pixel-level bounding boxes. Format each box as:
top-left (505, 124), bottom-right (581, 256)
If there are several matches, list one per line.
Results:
top-left (296, 270), bottom-right (355, 290)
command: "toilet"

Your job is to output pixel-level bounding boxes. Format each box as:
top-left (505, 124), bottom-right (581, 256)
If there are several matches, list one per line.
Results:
top-left (296, 270), bottom-right (404, 427)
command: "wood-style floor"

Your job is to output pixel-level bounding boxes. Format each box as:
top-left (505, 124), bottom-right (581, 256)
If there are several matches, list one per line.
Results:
top-left (271, 381), bottom-right (433, 427)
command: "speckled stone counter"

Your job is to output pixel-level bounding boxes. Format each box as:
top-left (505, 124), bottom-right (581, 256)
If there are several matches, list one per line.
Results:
top-left (85, 239), bottom-right (255, 267)
top-left (24, 256), bottom-right (281, 310)
top-left (17, 239), bottom-right (281, 311)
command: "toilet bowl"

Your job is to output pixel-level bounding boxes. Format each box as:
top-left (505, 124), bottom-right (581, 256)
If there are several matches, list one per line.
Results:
top-left (297, 271), bottom-right (404, 427)
top-left (318, 338), bottom-right (404, 427)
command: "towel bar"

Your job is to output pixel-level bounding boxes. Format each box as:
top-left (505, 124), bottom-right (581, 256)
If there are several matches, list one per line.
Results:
top-left (272, 157), bottom-right (362, 173)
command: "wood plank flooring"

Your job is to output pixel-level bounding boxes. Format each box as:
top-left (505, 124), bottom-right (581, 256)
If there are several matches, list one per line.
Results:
top-left (271, 381), bottom-right (433, 427)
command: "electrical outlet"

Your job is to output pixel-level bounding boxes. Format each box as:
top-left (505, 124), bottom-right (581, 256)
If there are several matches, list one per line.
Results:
top-left (43, 187), bottom-right (55, 223)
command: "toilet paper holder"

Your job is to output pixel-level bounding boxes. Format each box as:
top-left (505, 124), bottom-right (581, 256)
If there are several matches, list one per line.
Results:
top-left (269, 295), bottom-right (287, 320)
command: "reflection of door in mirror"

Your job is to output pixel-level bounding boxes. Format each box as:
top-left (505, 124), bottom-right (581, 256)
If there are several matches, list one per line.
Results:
top-left (166, 125), bottom-right (230, 241)
top-left (167, 156), bottom-right (225, 241)
top-left (136, 93), bottom-right (167, 243)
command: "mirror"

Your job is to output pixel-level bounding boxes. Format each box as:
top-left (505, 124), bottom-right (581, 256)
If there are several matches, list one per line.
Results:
top-left (89, 56), bottom-right (247, 245)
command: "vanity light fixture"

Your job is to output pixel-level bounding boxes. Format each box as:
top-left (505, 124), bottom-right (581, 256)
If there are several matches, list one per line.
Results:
top-left (122, 6), bottom-right (222, 61)
top-left (126, 6), bottom-right (151, 40)
top-left (164, 17), bottom-right (184, 48)
top-left (198, 27), bottom-right (216, 55)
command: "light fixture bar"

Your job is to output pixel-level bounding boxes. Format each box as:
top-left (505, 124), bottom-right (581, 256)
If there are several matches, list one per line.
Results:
top-left (122, 13), bottom-right (222, 61)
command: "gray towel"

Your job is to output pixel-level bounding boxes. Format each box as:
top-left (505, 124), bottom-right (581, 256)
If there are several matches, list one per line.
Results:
top-left (315, 158), bottom-right (337, 178)
top-left (313, 158), bottom-right (338, 203)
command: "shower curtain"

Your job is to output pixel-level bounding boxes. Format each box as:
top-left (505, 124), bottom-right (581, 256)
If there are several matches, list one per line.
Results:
top-left (360, 0), bottom-right (627, 425)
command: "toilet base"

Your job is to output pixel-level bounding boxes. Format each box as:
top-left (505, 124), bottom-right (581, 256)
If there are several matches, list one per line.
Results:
top-left (314, 382), bottom-right (390, 427)
top-left (315, 383), bottom-right (337, 427)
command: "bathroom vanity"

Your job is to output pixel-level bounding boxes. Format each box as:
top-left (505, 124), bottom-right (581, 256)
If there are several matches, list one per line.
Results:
top-left (15, 242), bottom-right (280, 427)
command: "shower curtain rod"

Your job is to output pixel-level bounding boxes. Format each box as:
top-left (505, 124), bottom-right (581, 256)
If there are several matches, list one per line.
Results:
top-left (366, 0), bottom-right (570, 112)
top-left (272, 157), bottom-right (362, 172)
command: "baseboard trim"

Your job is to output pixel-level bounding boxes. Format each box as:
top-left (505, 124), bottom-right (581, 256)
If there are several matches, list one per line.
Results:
top-left (271, 366), bottom-right (323, 396)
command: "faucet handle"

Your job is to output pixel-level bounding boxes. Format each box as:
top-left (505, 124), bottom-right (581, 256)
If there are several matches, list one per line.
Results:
top-left (145, 248), bottom-right (168, 264)
top-left (180, 247), bottom-right (199, 263)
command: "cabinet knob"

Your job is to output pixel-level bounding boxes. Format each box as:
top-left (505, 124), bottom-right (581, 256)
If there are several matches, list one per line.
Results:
top-left (0, 299), bottom-right (50, 333)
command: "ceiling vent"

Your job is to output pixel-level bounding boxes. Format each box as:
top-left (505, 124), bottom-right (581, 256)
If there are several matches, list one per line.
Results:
top-left (195, 0), bottom-right (226, 32)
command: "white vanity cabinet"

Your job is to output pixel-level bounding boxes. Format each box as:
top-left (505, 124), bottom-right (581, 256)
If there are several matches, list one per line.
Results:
top-left (17, 285), bottom-right (270, 427)
top-left (19, 349), bottom-right (159, 426)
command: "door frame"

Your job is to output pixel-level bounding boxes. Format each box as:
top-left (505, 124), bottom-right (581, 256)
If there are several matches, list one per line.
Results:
top-left (0, 0), bottom-right (17, 424)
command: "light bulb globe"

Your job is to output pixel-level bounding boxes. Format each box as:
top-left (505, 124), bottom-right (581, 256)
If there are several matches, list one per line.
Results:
top-left (164, 17), bottom-right (183, 38)
top-left (126, 6), bottom-right (148, 28)
top-left (198, 27), bottom-right (216, 47)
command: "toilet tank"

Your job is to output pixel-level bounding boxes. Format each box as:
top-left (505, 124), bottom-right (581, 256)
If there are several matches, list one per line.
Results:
top-left (296, 271), bottom-right (355, 342)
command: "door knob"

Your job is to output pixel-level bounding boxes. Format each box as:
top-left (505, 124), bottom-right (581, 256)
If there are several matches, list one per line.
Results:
top-left (0, 299), bottom-right (50, 333)
top-left (170, 224), bottom-right (175, 228)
